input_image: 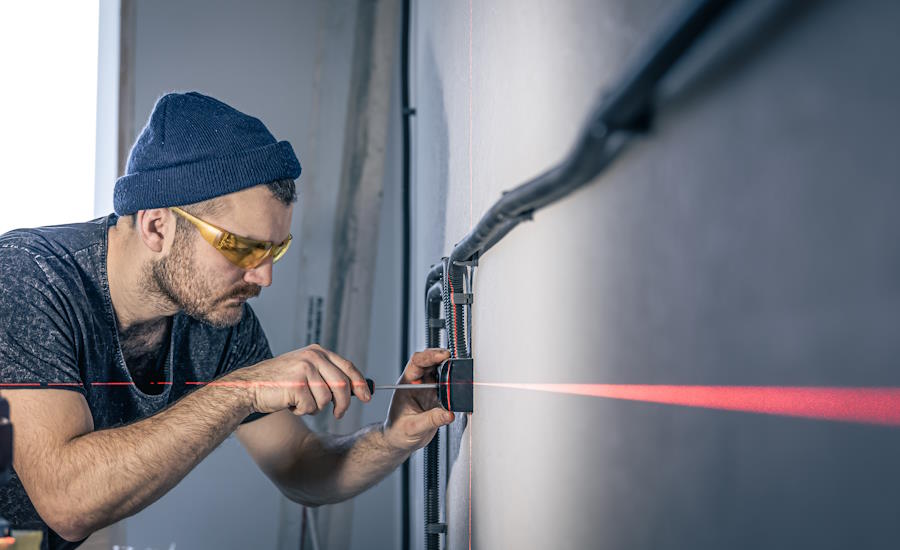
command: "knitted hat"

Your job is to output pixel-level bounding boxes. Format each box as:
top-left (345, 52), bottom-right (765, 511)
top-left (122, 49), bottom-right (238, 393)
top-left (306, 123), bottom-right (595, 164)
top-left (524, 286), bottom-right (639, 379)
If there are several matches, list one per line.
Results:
top-left (113, 92), bottom-right (301, 215)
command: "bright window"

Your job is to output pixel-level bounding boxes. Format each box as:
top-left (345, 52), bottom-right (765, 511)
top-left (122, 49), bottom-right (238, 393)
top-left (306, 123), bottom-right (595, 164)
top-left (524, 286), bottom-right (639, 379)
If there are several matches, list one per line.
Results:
top-left (0, 2), bottom-right (100, 235)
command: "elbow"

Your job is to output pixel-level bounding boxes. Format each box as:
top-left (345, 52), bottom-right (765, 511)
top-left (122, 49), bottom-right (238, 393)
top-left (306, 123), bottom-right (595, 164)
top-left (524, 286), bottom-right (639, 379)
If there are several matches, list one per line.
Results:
top-left (282, 487), bottom-right (327, 508)
top-left (44, 513), bottom-right (92, 543)
top-left (278, 481), bottom-right (337, 508)
top-left (35, 499), bottom-right (95, 542)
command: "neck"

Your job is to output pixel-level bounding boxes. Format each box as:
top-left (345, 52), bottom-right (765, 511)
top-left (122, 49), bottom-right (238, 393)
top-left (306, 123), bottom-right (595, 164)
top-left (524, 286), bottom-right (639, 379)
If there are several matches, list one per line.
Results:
top-left (107, 220), bottom-right (177, 332)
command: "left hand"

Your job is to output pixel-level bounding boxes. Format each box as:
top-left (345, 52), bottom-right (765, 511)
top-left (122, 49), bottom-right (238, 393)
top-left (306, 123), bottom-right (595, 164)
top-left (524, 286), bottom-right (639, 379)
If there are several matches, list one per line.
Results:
top-left (382, 348), bottom-right (455, 452)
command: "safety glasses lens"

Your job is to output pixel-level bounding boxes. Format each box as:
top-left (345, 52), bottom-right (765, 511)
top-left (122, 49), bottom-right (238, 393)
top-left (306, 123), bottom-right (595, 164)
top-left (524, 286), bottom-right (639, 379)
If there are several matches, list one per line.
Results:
top-left (272, 238), bottom-right (291, 263)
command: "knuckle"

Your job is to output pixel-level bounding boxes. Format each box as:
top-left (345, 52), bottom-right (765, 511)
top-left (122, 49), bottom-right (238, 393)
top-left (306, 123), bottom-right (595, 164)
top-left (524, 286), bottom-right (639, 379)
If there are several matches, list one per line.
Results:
top-left (315, 389), bottom-right (333, 405)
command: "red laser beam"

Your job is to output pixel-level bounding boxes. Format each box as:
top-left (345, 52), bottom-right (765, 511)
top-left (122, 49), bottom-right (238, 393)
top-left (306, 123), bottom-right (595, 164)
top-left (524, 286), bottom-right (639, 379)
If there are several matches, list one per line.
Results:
top-left (475, 382), bottom-right (900, 426)
top-left (2, 381), bottom-right (371, 389)
top-left (7, 379), bottom-right (897, 428)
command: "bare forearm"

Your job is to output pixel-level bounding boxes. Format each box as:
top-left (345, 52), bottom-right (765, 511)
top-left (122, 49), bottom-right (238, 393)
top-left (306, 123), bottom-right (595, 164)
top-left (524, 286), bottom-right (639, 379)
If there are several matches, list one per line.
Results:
top-left (278, 423), bottom-right (408, 506)
top-left (49, 382), bottom-right (250, 539)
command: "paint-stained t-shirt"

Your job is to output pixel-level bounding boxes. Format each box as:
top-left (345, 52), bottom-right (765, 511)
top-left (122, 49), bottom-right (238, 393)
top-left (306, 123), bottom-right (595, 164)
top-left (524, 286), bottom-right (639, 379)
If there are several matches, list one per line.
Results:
top-left (0, 214), bottom-right (273, 549)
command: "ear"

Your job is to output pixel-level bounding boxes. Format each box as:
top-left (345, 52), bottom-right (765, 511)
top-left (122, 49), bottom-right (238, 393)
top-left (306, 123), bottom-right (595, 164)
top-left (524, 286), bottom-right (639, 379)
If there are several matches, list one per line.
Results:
top-left (134, 208), bottom-right (176, 254)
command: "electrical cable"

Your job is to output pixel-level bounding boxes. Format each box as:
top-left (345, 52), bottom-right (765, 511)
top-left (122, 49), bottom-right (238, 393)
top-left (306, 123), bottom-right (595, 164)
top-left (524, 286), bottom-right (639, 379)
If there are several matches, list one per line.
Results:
top-left (447, 0), bottom-right (743, 266)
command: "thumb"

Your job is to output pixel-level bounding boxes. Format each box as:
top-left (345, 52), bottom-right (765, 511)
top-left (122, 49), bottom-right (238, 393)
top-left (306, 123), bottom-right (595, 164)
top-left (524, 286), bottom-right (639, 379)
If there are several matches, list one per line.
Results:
top-left (408, 408), bottom-right (455, 438)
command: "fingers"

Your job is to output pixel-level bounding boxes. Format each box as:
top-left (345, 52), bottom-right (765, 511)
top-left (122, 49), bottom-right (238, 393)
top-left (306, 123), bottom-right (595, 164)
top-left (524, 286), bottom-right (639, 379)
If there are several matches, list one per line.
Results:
top-left (400, 348), bottom-right (451, 384)
top-left (302, 365), bottom-right (335, 415)
top-left (405, 407), bottom-right (455, 439)
top-left (305, 347), bottom-right (354, 418)
top-left (321, 348), bottom-right (371, 402)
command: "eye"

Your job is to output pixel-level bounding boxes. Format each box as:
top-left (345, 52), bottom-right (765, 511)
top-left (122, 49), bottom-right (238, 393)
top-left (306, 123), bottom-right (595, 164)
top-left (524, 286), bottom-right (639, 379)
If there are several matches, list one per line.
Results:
top-left (218, 234), bottom-right (237, 249)
top-left (228, 243), bottom-right (258, 253)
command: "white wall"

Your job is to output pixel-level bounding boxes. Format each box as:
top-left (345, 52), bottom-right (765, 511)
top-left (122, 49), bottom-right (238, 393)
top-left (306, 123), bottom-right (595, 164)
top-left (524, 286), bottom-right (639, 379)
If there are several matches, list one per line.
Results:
top-left (412, 0), bottom-right (900, 548)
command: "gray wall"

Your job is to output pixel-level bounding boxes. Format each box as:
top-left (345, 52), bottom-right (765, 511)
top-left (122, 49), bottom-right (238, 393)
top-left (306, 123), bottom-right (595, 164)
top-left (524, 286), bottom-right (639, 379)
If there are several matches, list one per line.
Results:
top-left (411, 0), bottom-right (900, 549)
top-left (120, 1), bottom-right (402, 548)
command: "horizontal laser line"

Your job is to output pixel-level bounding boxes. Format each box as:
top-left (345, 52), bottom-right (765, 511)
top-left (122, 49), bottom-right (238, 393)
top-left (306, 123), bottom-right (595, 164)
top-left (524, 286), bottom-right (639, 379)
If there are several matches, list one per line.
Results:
top-left (5, 380), bottom-right (897, 427)
top-left (475, 383), bottom-right (900, 426)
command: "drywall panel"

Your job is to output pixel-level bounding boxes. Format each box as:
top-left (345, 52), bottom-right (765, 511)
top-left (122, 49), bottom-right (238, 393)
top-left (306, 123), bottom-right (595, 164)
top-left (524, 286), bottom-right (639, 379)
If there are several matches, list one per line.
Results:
top-left (412, 0), bottom-right (900, 549)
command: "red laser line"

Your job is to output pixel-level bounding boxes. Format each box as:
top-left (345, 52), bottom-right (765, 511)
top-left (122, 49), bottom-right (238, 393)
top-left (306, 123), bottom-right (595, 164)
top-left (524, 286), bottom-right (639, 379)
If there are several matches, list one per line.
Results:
top-left (184, 381), bottom-right (362, 388)
top-left (475, 383), bottom-right (900, 426)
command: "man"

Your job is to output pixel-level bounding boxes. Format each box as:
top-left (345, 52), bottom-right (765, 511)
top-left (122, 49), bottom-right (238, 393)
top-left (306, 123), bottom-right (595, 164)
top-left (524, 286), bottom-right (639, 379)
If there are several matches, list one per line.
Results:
top-left (0, 92), bottom-right (454, 549)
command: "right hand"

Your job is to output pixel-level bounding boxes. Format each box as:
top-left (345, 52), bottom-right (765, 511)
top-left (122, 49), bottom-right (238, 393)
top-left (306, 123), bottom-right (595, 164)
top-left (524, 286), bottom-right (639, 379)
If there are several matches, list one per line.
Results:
top-left (226, 344), bottom-right (371, 418)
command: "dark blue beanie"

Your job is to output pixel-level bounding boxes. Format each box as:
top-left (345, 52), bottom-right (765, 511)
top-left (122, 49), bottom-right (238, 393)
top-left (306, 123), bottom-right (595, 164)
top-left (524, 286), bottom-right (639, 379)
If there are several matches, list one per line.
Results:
top-left (113, 91), bottom-right (301, 215)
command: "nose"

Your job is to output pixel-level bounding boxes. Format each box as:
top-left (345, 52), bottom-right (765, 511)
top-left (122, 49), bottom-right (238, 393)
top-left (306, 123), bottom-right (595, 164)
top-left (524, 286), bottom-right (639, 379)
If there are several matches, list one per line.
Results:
top-left (243, 258), bottom-right (273, 287)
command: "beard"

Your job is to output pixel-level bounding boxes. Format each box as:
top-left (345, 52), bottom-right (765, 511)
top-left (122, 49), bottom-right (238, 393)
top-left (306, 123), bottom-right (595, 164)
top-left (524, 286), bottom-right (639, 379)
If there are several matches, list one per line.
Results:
top-left (147, 224), bottom-right (261, 328)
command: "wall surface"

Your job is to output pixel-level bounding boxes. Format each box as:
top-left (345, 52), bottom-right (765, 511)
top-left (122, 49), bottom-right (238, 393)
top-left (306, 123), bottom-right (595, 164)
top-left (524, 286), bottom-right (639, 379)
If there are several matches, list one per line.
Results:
top-left (119, 1), bottom-right (402, 548)
top-left (411, 0), bottom-right (900, 549)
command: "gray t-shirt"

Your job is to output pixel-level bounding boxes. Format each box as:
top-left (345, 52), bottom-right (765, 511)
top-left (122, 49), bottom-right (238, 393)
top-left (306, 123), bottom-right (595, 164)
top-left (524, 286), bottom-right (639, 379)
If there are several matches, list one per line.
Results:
top-left (0, 214), bottom-right (272, 549)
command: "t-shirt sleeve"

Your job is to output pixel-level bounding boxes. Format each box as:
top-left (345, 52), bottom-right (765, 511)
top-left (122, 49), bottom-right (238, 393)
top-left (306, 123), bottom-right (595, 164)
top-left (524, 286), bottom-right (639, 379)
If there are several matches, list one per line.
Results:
top-left (219, 303), bottom-right (273, 374)
top-left (218, 303), bottom-right (274, 424)
top-left (0, 246), bottom-right (84, 394)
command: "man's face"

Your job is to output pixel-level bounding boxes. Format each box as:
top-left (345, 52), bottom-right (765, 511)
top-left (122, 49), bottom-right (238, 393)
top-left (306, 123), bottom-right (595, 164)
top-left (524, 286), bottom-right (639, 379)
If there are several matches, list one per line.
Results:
top-left (148, 185), bottom-right (293, 328)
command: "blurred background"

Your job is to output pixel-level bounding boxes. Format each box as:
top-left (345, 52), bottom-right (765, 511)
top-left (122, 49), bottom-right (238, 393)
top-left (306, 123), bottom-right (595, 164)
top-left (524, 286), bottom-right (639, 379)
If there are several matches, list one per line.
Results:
top-left (1, 0), bottom-right (899, 549)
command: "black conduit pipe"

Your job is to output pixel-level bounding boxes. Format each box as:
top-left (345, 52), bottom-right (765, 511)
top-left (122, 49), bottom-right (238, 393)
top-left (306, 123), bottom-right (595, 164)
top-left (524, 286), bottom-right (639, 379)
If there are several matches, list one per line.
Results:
top-left (426, 282), bottom-right (444, 346)
top-left (424, 270), bottom-right (444, 550)
top-left (448, 0), bottom-right (742, 265)
top-left (399, 0), bottom-right (413, 547)
top-left (425, 263), bottom-right (444, 300)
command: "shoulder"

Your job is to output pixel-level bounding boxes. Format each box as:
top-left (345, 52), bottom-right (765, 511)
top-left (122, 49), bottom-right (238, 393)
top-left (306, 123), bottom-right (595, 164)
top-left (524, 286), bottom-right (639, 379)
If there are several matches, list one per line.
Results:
top-left (0, 219), bottom-right (109, 304)
top-left (0, 237), bottom-right (56, 294)
top-left (0, 216), bottom-right (109, 260)
top-left (0, 217), bottom-right (109, 285)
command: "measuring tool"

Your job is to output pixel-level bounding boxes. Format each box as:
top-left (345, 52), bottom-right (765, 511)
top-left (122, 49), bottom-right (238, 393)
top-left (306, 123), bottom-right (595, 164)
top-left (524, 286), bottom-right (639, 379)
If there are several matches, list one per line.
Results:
top-left (356, 358), bottom-right (473, 412)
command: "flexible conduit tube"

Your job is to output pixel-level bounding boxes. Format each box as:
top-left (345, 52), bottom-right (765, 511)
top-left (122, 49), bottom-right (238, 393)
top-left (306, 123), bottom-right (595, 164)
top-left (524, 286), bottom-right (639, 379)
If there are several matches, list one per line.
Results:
top-left (424, 266), bottom-right (444, 550)
top-left (447, 0), bottom-right (742, 265)
top-left (442, 259), bottom-right (469, 359)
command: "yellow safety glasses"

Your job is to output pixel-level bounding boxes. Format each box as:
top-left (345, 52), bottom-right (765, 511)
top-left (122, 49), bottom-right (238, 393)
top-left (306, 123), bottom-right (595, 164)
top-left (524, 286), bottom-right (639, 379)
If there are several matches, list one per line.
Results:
top-left (169, 206), bottom-right (292, 270)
